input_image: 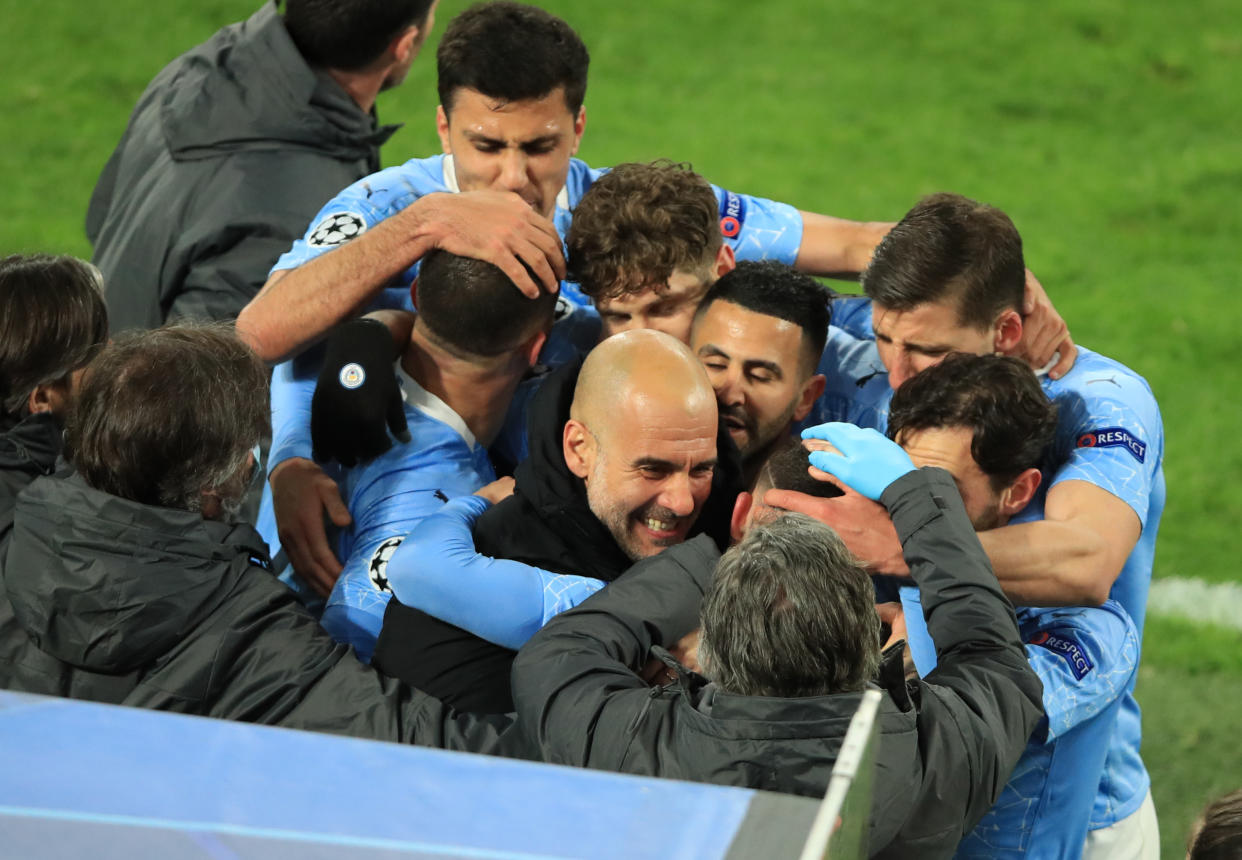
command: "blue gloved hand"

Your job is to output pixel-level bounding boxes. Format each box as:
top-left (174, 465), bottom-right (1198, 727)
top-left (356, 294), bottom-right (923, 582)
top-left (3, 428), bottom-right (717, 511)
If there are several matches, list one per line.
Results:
top-left (801, 422), bottom-right (916, 502)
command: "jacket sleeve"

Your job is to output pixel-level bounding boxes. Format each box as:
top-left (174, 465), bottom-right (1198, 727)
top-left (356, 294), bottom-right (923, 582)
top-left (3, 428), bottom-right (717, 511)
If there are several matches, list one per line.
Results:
top-left (878, 468), bottom-right (1045, 847)
top-left (509, 536), bottom-right (716, 768)
top-left (168, 227), bottom-right (304, 324)
top-left (192, 570), bottom-right (530, 759)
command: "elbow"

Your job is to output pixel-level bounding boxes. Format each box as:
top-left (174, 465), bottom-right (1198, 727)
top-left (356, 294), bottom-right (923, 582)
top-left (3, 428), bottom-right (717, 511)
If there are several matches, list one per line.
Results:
top-left (235, 303), bottom-right (280, 363)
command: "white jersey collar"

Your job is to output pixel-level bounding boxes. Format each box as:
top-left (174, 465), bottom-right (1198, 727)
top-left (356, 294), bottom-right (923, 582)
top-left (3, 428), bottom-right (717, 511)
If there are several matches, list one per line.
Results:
top-left (441, 154), bottom-right (571, 212)
top-left (394, 359), bottom-right (477, 450)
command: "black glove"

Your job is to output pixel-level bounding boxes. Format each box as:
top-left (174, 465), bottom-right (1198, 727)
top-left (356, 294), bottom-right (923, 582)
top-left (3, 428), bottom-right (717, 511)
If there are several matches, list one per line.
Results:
top-left (311, 318), bottom-right (410, 467)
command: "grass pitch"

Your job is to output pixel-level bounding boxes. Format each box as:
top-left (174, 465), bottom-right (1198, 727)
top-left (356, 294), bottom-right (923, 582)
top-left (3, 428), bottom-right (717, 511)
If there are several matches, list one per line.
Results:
top-left (5, 0), bottom-right (1241, 854)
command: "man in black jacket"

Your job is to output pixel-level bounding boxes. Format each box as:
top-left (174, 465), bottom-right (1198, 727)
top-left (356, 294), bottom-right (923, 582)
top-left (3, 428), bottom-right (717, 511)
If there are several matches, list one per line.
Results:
top-left (87, 0), bottom-right (434, 331)
top-left (1, 324), bottom-right (520, 755)
top-left (372, 329), bottom-right (726, 712)
top-left (511, 423), bottom-right (1044, 858)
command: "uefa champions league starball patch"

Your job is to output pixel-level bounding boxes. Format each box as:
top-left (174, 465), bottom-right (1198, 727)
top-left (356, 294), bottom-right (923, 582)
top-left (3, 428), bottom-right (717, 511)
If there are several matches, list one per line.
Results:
top-left (368, 536), bottom-right (404, 593)
top-left (339, 363), bottom-right (366, 389)
top-left (307, 212), bottom-right (367, 248)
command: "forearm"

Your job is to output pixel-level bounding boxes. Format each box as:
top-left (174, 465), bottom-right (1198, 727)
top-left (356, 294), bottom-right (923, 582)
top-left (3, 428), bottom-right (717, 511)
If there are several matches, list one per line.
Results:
top-left (978, 520), bottom-right (1114, 607)
top-left (794, 212), bottom-right (893, 278)
top-left (237, 199), bottom-right (442, 362)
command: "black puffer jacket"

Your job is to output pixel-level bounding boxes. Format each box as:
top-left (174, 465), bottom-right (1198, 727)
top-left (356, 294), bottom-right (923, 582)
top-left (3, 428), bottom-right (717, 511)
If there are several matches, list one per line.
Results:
top-left (86, 2), bottom-right (399, 331)
top-left (372, 359), bottom-right (741, 713)
top-left (512, 468), bottom-right (1045, 858)
top-left (0, 471), bottom-right (524, 756)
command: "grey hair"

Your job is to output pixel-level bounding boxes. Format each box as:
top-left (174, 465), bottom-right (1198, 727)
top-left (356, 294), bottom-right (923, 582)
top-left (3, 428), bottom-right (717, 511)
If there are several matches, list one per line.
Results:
top-left (699, 513), bottom-right (881, 698)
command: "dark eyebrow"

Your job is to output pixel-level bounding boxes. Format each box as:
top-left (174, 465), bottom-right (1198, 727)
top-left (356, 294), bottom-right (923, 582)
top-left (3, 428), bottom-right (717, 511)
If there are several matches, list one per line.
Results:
top-left (698, 344), bottom-right (730, 361)
top-left (742, 359), bottom-right (783, 380)
top-left (632, 456), bottom-right (719, 471)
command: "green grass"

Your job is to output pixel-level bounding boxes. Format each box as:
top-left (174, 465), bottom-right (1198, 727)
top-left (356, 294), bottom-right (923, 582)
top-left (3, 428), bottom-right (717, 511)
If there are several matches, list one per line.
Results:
top-left (6, 0), bottom-right (1241, 854)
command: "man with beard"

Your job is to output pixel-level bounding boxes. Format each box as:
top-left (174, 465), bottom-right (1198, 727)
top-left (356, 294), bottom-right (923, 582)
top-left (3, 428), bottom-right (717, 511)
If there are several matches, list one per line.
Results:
top-left (369, 330), bottom-right (721, 713)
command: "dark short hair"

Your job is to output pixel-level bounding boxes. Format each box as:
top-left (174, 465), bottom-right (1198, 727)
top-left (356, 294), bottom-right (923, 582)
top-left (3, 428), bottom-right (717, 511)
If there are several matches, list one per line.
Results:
top-left (700, 513), bottom-right (880, 697)
top-left (68, 324), bottom-right (268, 513)
top-left (887, 353), bottom-right (1057, 490)
top-left (861, 192), bottom-right (1025, 329)
top-left (695, 261), bottom-right (831, 373)
top-left (285, 0), bottom-right (435, 70)
top-left (416, 250), bottom-right (556, 358)
top-left (437, 2), bottom-right (589, 114)
top-left (756, 439), bottom-right (844, 500)
top-left (567, 161), bottom-right (720, 302)
top-left (0, 254), bottom-right (108, 417)
top-left (1190, 787), bottom-right (1242, 860)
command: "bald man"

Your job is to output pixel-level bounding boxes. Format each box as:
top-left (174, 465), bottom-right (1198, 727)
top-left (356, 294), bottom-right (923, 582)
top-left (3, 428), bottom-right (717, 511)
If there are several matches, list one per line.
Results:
top-left (370, 331), bottom-right (727, 713)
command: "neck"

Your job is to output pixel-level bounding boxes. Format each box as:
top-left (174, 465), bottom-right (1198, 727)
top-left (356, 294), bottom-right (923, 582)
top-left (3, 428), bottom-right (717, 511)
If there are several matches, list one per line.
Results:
top-left (325, 67), bottom-right (386, 114)
top-left (401, 327), bottom-right (526, 447)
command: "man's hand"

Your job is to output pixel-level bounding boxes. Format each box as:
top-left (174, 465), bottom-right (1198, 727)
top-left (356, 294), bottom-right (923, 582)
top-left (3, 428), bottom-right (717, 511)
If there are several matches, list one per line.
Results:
top-left (1015, 269), bottom-right (1076, 379)
top-left (473, 476), bottom-right (516, 506)
top-left (876, 603), bottom-right (916, 679)
top-left (800, 423), bottom-right (916, 502)
top-left (312, 318), bottom-right (409, 467)
top-left (271, 458), bottom-right (352, 597)
top-left (418, 191), bottom-right (566, 298)
top-left (763, 482), bottom-right (909, 575)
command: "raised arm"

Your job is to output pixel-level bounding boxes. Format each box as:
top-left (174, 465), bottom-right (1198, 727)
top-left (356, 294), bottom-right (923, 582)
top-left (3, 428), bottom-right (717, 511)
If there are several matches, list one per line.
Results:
top-left (794, 210), bottom-right (894, 279)
top-left (236, 190), bottom-right (565, 362)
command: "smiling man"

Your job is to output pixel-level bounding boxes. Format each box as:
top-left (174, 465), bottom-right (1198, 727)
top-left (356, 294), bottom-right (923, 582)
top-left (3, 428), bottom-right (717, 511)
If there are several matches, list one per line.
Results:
top-left (368, 329), bottom-right (721, 712)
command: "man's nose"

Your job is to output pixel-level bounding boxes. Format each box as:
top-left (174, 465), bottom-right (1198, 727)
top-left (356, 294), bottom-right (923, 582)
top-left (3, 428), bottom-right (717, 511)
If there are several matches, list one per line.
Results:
top-left (497, 149), bottom-right (528, 192)
top-left (715, 366), bottom-right (744, 406)
top-left (888, 353), bottom-right (916, 390)
top-left (658, 473), bottom-right (697, 518)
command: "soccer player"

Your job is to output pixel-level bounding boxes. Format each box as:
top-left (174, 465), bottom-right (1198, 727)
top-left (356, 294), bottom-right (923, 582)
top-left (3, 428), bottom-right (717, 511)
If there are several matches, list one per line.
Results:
top-left (316, 251), bottom-right (557, 662)
top-left (856, 354), bottom-right (1141, 858)
top-left (769, 193), bottom-right (1164, 857)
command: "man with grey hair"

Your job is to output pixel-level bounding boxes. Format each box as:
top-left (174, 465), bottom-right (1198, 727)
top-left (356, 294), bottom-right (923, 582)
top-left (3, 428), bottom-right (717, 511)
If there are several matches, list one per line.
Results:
top-left (1, 324), bottom-right (521, 755)
top-left (511, 423), bottom-right (1043, 858)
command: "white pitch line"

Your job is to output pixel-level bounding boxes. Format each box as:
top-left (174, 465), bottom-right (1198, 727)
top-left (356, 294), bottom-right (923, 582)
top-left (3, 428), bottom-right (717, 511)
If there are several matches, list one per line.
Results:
top-left (1148, 577), bottom-right (1242, 632)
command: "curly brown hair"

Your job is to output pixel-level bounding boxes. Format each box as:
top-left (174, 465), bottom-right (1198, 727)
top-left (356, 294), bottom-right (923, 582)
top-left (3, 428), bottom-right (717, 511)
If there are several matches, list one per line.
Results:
top-left (567, 160), bottom-right (721, 302)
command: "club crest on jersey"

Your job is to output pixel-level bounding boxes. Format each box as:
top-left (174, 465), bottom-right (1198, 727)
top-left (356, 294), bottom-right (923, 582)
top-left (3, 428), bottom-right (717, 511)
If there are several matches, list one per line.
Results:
top-left (368, 536), bottom-right (403, 593)
top-left (307, 212), bottom-right (366, 248)
top-left (1077, 427), bottom-right (1146, 463)
top-left (339, 363), bottom-right (366, 389)
top-left (719, 190), bottom-right (746, 239)
top-left (1030, 631), bottom-right (1094, 680)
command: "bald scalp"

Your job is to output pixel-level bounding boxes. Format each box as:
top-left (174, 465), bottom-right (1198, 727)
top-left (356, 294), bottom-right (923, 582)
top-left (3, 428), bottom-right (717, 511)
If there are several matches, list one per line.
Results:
top-left (571, 330), bottom-right (716, 437)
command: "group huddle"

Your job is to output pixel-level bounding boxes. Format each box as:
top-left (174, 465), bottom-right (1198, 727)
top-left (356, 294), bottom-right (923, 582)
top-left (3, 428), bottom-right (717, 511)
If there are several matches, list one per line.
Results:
top-left (0, 1), bottom-right (1181, 858)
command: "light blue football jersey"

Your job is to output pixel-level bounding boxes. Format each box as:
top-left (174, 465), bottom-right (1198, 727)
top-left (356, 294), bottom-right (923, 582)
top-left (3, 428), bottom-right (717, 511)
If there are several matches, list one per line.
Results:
top-left (320, 364), bottom-right (495, 663)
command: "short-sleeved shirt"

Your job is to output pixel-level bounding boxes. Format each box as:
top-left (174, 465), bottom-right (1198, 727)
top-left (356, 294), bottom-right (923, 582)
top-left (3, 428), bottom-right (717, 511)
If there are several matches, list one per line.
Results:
top-left (320, 364), bottom-right (495, 663)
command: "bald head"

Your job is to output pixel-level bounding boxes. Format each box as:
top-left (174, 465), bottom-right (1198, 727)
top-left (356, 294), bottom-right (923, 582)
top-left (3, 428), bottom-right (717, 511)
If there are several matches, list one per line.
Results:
top-left (564, 330), bottom-right (720, 561)
top-left (571, 329), bottom-right (717, 436)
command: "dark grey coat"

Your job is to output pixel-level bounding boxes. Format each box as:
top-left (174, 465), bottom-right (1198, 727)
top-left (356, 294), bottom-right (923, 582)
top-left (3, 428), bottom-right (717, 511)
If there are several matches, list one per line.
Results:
top-left (86, 2), bottom-right (398, 331)
top-left (511, 468), bottom-right (1044, 859)
top-left (0, 471), bottom-right (523, 756)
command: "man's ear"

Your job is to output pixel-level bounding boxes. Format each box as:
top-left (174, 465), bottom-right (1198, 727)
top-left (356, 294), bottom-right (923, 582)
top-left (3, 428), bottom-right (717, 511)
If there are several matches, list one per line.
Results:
top-left (1000, 467), bottom-right (1042, 517)
top-left (435, 104), bottom-right (452, 154)
top-left (730, 491), bottom-right (753, 544)
top-left (26, 381), bottom-right (69, 418)
top-left (562, 418), bottom-right (594, 479)
top-left (391, 24), bottom-right (420, 64)
top-left (714, 243), bottom-right (736, 279)
top-left (792, 373), bottom-right (826, 423)
top-left (994, 309), bottom-right (1023, 355)
top-left (522, 330), bottom-right (548, 369)
top-left (569, 105), bottom-right (586, 156)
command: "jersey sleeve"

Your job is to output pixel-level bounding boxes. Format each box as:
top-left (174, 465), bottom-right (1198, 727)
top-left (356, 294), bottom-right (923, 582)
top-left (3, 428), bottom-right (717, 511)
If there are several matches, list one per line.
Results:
top-left (711, 185), bottom-right (804, 265)
top-left (1045, 361), bottom-right (1164, 527)
top-left (386, 495), bottom-right (605, 650)
top-left (1021, 602), bottom-right (1139, 742)
top-left (267, 348), bottom-right (321, 469)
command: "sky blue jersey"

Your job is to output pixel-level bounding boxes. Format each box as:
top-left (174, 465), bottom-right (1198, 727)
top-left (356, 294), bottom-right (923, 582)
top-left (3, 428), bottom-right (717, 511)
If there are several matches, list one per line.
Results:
top-left (319, 365), bottom-right (496, 663)
top-left (952, 601), bottom-right (1140, 858)
top-left (263, 153), bottom-right (805, 477)
top-left (803, 300), bottom-right (1165, 829)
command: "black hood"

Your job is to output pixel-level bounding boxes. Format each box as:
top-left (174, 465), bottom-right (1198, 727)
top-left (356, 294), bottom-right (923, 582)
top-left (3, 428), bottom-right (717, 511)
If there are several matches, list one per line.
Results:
top-left (2, 473), bottom-right (270, 673)
top-left (474, 359), bottom-right (635, 582)
top-left (159, 3), bottom-right (398, 161)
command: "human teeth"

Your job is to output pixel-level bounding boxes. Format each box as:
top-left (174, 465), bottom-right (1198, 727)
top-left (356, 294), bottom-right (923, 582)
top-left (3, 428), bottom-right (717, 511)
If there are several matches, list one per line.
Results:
top-left (645, 518), bottom-right (673, 532)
